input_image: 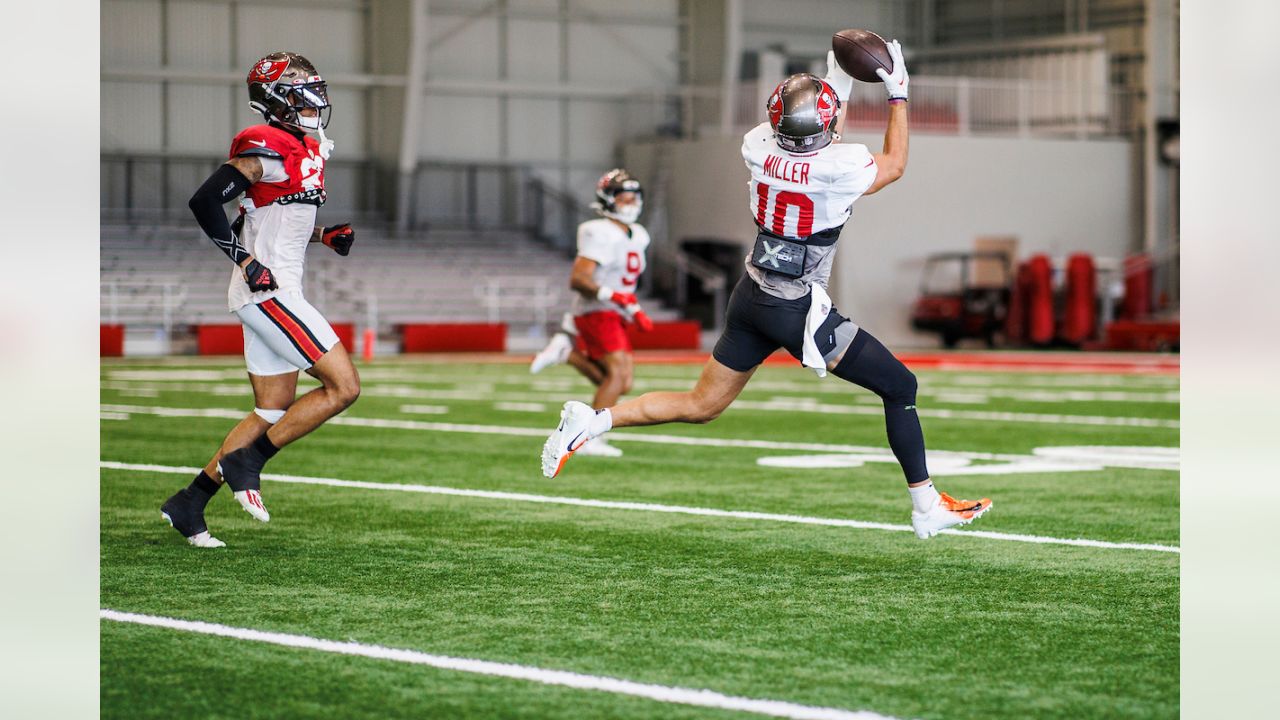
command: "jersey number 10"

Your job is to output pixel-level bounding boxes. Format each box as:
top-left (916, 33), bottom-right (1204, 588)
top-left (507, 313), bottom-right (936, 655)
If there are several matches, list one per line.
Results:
top-left (755, 183), bottom-right (814, 237)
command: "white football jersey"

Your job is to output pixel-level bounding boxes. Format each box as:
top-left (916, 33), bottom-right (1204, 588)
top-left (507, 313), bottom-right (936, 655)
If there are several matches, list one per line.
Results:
top-left (228, 168), bottom-right (318, 311)
top-left (571, 218), bottom-right (650, 316)
top-left (741, 121), bottom-right (879, 299)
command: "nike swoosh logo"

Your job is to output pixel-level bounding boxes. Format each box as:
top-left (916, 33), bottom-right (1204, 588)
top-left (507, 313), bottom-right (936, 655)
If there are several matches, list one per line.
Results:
top-left (249, 139), bottom-right (267, 147)
top-left (567, 431), bottom-right (587, 452)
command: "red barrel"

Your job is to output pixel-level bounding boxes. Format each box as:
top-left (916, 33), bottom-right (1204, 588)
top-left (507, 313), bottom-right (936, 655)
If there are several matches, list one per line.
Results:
top-left (1060, 253), bottom-right (1096, 345)
top-left (1122, 254), bottom-right (1152, 320)
top-left (1026, 254), bottom-right (1054, 345)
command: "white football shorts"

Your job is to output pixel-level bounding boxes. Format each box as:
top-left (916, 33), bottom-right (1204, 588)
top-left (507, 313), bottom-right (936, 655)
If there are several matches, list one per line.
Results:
top-left (235, 291), bottom-right (340, 376)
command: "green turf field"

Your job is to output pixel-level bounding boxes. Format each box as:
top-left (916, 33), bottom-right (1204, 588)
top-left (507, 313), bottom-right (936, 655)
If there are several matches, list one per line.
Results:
top-left (100, 356), bottom-right (1179, 719)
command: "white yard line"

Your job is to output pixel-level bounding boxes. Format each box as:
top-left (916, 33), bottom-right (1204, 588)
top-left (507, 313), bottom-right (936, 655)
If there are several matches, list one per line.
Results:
top-left (97, 403), bottom-right (1022, 462)
top-left (733, 400), bottom-right (1179, 429)
top-left (100, 609), bottom-right (899, 720)
top-left (398, 404), bottom-right (450, 415)
top-left (494, 401), bottom-right (548, 413)
top-left (99, 402), bottom-right (1182, 470)
top-left (102, 380), bottom-right (1180, 428)
top-left (99, 460), bottom-right (1181, 553)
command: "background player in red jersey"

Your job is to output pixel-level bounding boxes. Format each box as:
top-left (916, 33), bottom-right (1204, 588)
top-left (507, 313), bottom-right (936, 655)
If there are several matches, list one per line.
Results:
top-left (543, 43), bottom-right (993, 539)
top-left (529, 170), bottom-right (653, 457)
top-left (160, 52), bottom-right (361, 547)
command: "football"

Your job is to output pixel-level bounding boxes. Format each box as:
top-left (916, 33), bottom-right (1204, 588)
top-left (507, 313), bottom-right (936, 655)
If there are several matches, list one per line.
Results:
top-left (832, 28), bottom-right (893, 83)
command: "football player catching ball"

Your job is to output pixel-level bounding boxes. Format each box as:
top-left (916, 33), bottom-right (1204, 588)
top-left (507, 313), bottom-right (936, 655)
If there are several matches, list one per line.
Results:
top-left (542, 42), bottom-right (993, 539)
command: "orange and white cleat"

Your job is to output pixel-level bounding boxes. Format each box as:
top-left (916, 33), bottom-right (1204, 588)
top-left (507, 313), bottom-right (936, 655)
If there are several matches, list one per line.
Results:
top-left (911, 492), bottom-right (992, 539)
top-left (541, 401), bottom-right (595, 478)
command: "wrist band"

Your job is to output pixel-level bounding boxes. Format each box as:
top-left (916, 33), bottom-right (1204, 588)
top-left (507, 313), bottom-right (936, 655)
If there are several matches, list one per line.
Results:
top-left (888, 98), bottom-right (908, 105)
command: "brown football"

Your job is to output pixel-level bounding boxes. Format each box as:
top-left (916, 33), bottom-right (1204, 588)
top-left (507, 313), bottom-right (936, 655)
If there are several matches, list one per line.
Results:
top-left (832, 29), bottom-right (893, 83)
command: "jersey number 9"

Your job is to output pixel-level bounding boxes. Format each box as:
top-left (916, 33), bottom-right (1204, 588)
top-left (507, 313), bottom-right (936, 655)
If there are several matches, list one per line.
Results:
top-left (621, 251), bottom-right (641, 287)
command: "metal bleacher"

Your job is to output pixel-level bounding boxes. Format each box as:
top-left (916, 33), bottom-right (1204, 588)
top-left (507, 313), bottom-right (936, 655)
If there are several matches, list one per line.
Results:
top-left (101, 222), bottom-right (676, 351)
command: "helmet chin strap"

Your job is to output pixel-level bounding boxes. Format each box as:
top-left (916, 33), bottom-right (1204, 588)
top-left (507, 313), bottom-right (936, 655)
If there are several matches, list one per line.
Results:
top-left (316, 124), bottom-right (334, 160)
top-left (297, 112), bottom-right (322, 131)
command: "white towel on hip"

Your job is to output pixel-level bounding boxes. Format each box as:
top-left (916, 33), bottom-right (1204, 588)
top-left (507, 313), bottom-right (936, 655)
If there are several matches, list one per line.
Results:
top-left (802, 282), bottom-right (832, 378)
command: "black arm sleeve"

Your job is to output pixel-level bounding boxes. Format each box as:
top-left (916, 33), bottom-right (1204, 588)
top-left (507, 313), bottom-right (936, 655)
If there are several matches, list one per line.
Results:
top-left (189, 163), bottom-right (254, 265)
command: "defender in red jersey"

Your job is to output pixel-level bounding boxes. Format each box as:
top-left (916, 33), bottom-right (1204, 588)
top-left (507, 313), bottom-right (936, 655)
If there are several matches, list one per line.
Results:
top-left (160, 52), bottom-right (361, 548)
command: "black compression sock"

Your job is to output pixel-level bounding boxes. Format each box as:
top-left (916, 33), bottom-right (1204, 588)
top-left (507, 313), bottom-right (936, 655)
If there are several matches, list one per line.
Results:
top-left (882, 402), bottom-right (929, 484)
top-left (186, 470), bottom-right (221, 510)
top-left (251, 433), bottom-right (280, 461)
top-left (831, 329), bottom-right (930, 484)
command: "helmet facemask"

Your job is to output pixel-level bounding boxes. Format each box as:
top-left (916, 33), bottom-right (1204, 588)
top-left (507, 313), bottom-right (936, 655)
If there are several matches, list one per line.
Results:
top-left (593, 169), bottom-right (644, 225)
top-left (603, 192), bottom-right (643, 224)
top-left (276, 81), bottom-right (332, 132)
top-left (247, 52), bottom-right (332, 134)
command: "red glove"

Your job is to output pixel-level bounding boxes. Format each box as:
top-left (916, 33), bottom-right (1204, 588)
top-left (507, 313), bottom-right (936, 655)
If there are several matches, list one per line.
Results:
top-left (630, 308), bottom-right (654, 332)
top-left (596, 286), bottom-right (651, 330)
top-left (321, 223), bottom-right (355, 256)
top-left (597, 286), bottom-right (638, 308)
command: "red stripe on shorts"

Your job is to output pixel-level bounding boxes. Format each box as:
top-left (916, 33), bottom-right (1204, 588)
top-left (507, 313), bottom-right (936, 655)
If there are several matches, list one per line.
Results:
top-left (260, 299), bottom-right (325, 363)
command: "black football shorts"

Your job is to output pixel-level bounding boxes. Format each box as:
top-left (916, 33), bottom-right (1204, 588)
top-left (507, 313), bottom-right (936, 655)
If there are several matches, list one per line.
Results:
top-left (711, 275), bottom-right (856, 372)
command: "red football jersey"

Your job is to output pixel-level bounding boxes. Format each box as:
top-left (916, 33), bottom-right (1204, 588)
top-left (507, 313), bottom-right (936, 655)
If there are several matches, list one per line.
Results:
top-left (229, 124), bottom-right (327, 208)
top-left (224, 124), bottom-right (328, 310)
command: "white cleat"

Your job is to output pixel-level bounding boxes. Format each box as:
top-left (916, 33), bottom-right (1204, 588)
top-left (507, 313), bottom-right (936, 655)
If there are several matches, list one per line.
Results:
top-left (186, 531), bottom-right (227, 548)
top-left (541, 400), bottom-right (596, 478)
top-left (530, 333), bottom-right (574, 374)
top-left (233, 489), bottom-right (271, 523)
top-left (911, 492), bottom-right (993, 539)
top-left (575, 437), bottom-right (623, 457)
top-left (160, 510), bottom-right (226, 548)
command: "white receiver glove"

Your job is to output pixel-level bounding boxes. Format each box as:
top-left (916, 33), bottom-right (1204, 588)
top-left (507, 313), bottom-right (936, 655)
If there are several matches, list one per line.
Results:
top-left (823, 50), bottom-right (854, 102)
top-left (874, 40), bottom-right (909, 102)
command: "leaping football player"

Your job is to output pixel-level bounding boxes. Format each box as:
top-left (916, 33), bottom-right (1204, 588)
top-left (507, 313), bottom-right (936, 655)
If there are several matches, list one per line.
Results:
top-left (530, 169), bottom-right (653, 458)
top-left (542, 43), bottom-right (992, 538)
top-left (160, 52), bottom-right (361, 547)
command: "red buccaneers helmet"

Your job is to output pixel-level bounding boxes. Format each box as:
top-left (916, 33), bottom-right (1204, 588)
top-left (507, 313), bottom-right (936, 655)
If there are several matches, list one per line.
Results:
top-left (766, 74), bottom-right (840, 153)
top-left (246, 52), bottom-right (331, 132)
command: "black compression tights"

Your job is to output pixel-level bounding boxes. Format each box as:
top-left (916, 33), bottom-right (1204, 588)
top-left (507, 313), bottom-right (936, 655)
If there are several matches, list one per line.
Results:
top-left (831, 329), bottom-right (929, 484)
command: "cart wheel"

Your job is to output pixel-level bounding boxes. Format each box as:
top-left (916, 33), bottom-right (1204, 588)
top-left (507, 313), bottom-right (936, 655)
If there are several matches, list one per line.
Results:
top-left (942, 332), bottom-right (960, 349)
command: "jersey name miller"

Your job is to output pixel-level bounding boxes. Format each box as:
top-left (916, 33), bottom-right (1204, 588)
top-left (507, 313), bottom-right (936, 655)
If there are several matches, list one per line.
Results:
top-left (763, 155), bottom-right (810, 185)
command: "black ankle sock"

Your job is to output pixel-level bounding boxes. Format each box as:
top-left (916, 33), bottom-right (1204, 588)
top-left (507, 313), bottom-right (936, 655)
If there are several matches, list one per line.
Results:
top-left (251, 433), bottom-right (280, 461)
top-left (187, 470), bottom-right (221, 510)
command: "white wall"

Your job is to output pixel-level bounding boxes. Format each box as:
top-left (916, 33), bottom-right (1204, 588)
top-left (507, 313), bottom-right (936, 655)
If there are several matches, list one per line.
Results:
top-left (625, 131), bottom-right (1132, 347)
top-left (100, 0), bottom-right (685, 216)
top-left (101, 0), bottom-right (369, 156)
